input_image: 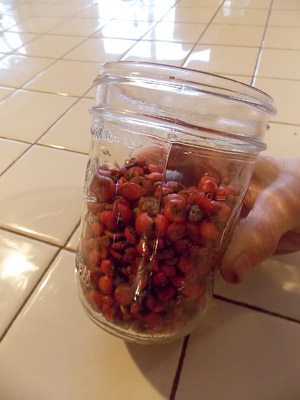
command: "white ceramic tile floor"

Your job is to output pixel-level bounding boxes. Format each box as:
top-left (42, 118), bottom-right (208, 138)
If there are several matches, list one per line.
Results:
top-left (16, 34), bottom-right (86, 59)
top-left (222, 0), bottom-right (272, 8)
top-left (48, 17), bottom-right (109, 36)
top-left (38, 97), bottom-right (93, 153)
top-left (64, 37), bottom-right (136, 63)
top-left (268, 9), bottom-right (300, 27)
top-left (114, 5), bottom-right (170, 21)
top-left (0, 250), bottom-right (183, 400)
top-left (162, 7), bottom-right (218, 23)
top-left (263, 122), bottom-right (300, 158)
top-left (0, 15), bottom-right (23, 31)
top-left (198, 24), bottom-right (265, 47)
top-left (178, 0), bottom-right (222, 7)
top-left (254, 77), bottom-right (300, 125)
top-left (38, 3), bottom-right (90, 18)
top-left (213, 8), bottom-right (269, 26)
top-left (10, 16), bottom-right (66, 34)
top-left (257, 48), bottom-right (300, 80)
top-left (176, 300), bottom-right (300, 400)
top-left (184, 45), bottom-right (259, 76)
top-left (142, 21), bottom-right (206, 43)
top-left (122, 40), bottom-right (193, 66)
top-left (263, 27), bottom-right (300, 50)
top-left (65, 225), bottom-right (80, 251)
top-left (272, 0), bottom-right (300, 9)
top-left (4, 3), bottom-right (53, 17)
top-left (24, 59), bottom-right (101, 96)
top-left (1, 0), bottom-right (300, 398)
top-left (0, 32), bottom-right (39, 53)
top-left (93, 20), bottom-right (155, 40)
top-left (0, 54), bottom-right (53, 88)
top-left (0, 138), bottom-right (30, 174)
top-left (0, 145), bottom-right (87, 245)
top-left (0, 89), bottom-right (76, 142)
top-left (0, 229), bottom-right (58, 338)
top-left (74, 4), bottom-right (115, 19)
top-left (0, 86), bottom-right (14, 101)
top-left (215, 251), bottom-right (300, 321)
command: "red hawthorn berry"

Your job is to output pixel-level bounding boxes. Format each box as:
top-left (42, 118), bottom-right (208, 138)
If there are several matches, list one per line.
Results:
top-left (135, 212), bottom-right (154, 237)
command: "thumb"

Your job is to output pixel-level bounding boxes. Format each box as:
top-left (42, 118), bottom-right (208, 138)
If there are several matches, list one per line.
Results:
top-left (220, 190), bottom-right (293, 284)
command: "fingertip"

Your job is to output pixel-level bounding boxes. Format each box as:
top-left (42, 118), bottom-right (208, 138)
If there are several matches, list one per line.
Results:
top-left (220, 253), bottom-right (253, 284)
top-left (220, 264), bottom-right (241, 284)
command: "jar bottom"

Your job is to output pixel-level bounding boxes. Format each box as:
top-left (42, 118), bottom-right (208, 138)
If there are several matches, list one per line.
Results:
top-left (75, 268), bottom-right (210, 344)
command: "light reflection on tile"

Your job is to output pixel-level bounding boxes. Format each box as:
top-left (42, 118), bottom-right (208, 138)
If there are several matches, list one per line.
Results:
top-left (163, 7), bottom-right (217, 23)
top-left (49, 17), bottom-right (109, 37)
top-left (16, 35), bottom-right (85, 58)
top-left (0, 32), bottom-right (39, 53)
top-left (178, 0), bottom-right (222, 7)
top-left (0, 229), bottom-right (57, 337)
top-left (143, 21), bottom-right (206, 43)
top-left (122, 40), bottom-right (193, 66)
top-left (0, 55), bottom-right (53, 88)
top-left (114, 5), bottom-right (171, 21)
top-left (10, 16), bottom-right (66, 34)
top-left (223, 0), bottom-right (271, 8)
top-left (213, 8), bottom-right (268, 26)
top-left (64, 38), bottom-right (136, 63)
top-left (0, 15), bottom-right (20, 31)
top-left (94, 20), bottom-right (154, 40)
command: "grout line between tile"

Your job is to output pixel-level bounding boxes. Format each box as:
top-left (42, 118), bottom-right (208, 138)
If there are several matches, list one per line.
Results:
top-left (181, 0), bottom-right (226, 67)
top-left (0, 225), bottom-right (64, 248)
top-left (269, 120), bottom-right (300, 128)
top-left (214, 294), bottom-right (300, 325)
top-left (169, 335), bottom-right (190, 400)
top-left (250, 0), bottom-right (274, 86)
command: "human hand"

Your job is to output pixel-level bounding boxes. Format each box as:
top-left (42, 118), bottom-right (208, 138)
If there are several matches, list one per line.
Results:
top-left (220, 156), bottom-right (300, 284)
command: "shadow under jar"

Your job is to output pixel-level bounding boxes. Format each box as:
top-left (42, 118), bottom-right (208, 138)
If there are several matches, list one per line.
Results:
top-left (75, 62), bottom-right (276, 344)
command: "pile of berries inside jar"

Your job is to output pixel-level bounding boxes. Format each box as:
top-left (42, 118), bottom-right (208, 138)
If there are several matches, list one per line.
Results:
top-left (78, 156), bottom-right (235, 336)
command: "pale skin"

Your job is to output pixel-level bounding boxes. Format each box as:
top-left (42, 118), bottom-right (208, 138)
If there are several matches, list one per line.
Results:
top-left (220, 156), bottom-right (300, 283)
top-left (138, 145), bottom-right (300, 283)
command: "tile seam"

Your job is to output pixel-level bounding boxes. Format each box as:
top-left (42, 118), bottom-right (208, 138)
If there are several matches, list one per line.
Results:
top-left (169, 335), bottom-right (190, 400)
top-left (251, 0), bottom-right (275, 85)
top-left (214, 294), bottom-right (300, 325)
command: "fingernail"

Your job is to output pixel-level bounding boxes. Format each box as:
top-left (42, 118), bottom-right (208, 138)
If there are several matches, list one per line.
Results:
top-left (231, 253), bottom-right (253, 281)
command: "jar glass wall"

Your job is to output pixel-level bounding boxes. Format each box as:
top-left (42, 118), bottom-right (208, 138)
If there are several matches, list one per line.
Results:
top-left (76, 62), bottom-right (276, 344)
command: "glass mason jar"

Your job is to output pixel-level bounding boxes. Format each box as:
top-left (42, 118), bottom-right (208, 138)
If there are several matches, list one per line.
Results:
top-left (76, 62), bottom-right (276, 344)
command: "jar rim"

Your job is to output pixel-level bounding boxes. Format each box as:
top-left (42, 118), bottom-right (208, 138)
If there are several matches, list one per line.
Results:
top-left (94, 61), bottom-right (277, 116)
